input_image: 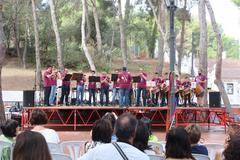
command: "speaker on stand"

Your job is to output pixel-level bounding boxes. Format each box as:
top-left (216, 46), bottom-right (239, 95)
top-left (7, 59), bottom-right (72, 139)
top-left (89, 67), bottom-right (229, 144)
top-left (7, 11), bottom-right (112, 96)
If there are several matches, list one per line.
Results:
top-left (209, 91), bottom-right (221, 108)
top-left (23, 90), bottom-right (35, 107)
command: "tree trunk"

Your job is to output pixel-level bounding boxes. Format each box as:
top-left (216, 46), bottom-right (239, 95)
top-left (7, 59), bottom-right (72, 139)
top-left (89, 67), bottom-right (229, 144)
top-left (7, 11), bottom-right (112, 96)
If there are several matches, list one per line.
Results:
top-left (86, 1), bottom-right (91, 42)
top-left (31, 0), bottom-right (42, 91)
top-left (81, 0), bottom-right (96, 71)
top-left (23, 18), bottom-right (28, 69)
top-left (13, 0), bottom-right (21, 64)
top-left (0, 0), bottom-right (6, 124)
top-left (198, 0), bottom-right (208, 106)
top-left (49, 0), bottom-right (64, 71)
top-left (148, 22), bottom-right (157, 58)
top-left (205, 0), bottom-right (231, 112)
top-left (118, 0), bottom-right (128, 67)
top-left (92, 0), bottom-right (102, 55)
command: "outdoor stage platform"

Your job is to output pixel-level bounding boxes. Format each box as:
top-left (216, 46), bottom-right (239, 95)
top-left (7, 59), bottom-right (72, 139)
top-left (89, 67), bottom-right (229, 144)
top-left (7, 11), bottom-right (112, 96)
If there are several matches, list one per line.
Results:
top-left (21, 106), bottom-right (229, 131)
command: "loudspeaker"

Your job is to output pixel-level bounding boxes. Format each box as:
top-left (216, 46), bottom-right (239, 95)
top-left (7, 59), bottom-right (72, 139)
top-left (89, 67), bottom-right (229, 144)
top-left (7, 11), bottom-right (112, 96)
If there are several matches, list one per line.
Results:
top-left (23, 90), bottom-right (35, 107)
top-left (209, 91), bottom-right (221, 108)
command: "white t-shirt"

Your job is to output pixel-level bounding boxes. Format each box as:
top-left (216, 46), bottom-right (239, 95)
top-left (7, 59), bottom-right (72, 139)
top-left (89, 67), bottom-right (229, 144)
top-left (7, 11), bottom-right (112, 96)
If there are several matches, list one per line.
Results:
top-left (37, 128), bottom-right (60, 144)
top-left (80, 142), bottom-right (150, 160)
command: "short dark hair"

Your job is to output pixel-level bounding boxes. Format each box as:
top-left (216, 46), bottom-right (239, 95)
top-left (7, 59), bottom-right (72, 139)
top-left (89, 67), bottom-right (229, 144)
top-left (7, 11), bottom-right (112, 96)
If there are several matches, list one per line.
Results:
top-left (133, 120), bottom-right (149, 152)
top-left (228, 124), bottom-right (240, 139)
top-left (223, 137), bottom-right (240, 160)
top-left (122, 67), bottom-right (127, 71)
top-left (115, 113), bottom-right (138, 143)
top-left (30, 109), bottom-right (48, 125)
top-left (140, 117), bottom-right (152, 135)
top-left (0, 119), bottom-right (18, 137)
top-left (185, 124), bottom-right (201, 144)
top-left (92, 119), bottom-right (112, 143)
top-left (166, 127), bottom-right (193, 159)
top-left (102, 112), bottom-right (116, 132)
top-left (91, 70), bottom-right (96, 73)
top-left (13, 130), bottom-right (51, 160)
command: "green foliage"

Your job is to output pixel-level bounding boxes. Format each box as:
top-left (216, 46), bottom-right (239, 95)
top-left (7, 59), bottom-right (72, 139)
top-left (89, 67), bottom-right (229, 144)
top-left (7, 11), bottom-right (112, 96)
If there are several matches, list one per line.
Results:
top-left (232, 0), bottom-right (240, 6)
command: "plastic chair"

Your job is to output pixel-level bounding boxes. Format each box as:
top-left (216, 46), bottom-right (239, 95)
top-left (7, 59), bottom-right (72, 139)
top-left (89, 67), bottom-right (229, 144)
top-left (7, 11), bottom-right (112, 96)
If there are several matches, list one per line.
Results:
top-left (60, 141), bottom-right (86, 160)
top-left (0, 141), bottom-right (13, 160)
top-left (148, 142), bottom-right (164, 154)
top-left (51, 153), bottom-right (72, 160)
top-left (48, 142), bottom-right (62, 153)
top-left (204, 143), bottom-right (224, 160)
top-left (148, 154), bottom-right (165, 160)
top-left (193, 154), bottom-right (210, 160)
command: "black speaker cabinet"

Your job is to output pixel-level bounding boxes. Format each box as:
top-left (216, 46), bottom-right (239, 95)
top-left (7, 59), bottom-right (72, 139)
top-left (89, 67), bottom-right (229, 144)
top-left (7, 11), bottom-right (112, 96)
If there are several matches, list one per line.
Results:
top-left (209, 91), bottom-right (221, 108)
top-left (23, 90), bottom-right (35, 107)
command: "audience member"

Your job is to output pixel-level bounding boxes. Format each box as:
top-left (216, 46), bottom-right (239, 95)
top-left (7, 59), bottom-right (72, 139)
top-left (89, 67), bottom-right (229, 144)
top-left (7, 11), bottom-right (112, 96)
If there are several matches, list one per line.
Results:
top-left (0, 119), bottom-right (19, 160)
top-left (13, 130), bottom-right (52, 160)
top-left (165, 127), bottom-right (195, 160)
top-left (185, 124), bottom-right (208, 155)
top-left (223, 136), bottom-right (240, 160)
top-left (140, 117), bottom-right (158, 142)
top-left (84, 119), bottom-right (112, 152)
top-left (102, 112), bottom-right (118, 142)
top-left (80, 113), bottom-right (149, 160)
top-left (30, 109), bottom-right (60, 143)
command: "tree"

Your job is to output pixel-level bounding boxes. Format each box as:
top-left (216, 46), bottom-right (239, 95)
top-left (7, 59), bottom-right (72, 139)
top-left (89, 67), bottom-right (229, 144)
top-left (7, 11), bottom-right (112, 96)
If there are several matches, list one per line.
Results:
top-left (232, 0), bottom-right (240, 6)
top-left (49, 0), bottom-right (64, 71)
top-left (205, 0), bottom-right (231, 112)
top-left (0, 0), bottom-right (6, 124)
top-left (31, 0), bottom-right (42, 91)
top-left (81, 0), bottom-right (96, 71)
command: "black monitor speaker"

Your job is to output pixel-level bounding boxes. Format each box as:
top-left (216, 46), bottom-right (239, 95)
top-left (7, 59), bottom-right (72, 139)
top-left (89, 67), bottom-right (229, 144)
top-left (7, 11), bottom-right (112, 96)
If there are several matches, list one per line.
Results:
top-left (209, 91), bottom-right (221, 108)
top-left (23, 90), bottom-right (35, 107)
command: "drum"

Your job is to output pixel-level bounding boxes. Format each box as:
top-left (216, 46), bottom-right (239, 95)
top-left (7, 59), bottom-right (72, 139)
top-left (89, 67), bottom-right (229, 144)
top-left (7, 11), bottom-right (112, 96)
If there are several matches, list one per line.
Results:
top-left (195, 84), bottom-right (204, 96)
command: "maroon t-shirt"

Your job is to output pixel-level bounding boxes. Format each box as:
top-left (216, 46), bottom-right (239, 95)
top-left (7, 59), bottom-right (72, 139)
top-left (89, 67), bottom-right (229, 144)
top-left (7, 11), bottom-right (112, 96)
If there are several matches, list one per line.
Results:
top-left (176, 80), bottom-right (181, 89)
top-left (88, 82), bottom-right (96, 89)
top-left (137, 72), bottom-right (147, 88)
top-left (113, 81), bottom-right (119, 88)
top-left (49, 76), bottom-right (56, 86)
top-left (195, 74), bottom-right (207, 89)
top-left (43, 70), bottom-right (52, 87)
top-left (117, 71), bottom-right (132, 89)
top-left (152, 77), bottom-right (162, 87)
top-left (100, 75), bottom-right (110, 88)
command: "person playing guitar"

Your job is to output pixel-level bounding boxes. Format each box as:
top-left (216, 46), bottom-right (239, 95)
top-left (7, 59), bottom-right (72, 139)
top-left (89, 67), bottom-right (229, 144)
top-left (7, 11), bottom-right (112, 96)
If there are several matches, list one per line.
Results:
top-left (100, 72), bottom-right (110, 106)
top-left (182, 76), bottom-right (192, 107)
top-left (151, 72), bottom-right (161, 106)
top-left (195, 69), bottom-right (207, 107)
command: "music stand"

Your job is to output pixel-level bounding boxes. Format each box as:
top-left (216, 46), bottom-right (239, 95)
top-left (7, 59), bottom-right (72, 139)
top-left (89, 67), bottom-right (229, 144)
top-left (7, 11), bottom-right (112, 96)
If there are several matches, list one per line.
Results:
top-left (63, 74), bottom-right (72, 81)
top-left (111, 74), bottom-right (118, 81)
top-left (71, 73), bottom-right (83, 81)
top-left (132, 76), bottom-right (141, 83)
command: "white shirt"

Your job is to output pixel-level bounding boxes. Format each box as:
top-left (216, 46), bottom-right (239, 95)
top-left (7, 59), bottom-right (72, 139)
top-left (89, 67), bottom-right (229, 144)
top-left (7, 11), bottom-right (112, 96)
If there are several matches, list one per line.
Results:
top-left (37, 128), bottom-right (60, 144)
top-left (80, 142), bottom-right (149, 160)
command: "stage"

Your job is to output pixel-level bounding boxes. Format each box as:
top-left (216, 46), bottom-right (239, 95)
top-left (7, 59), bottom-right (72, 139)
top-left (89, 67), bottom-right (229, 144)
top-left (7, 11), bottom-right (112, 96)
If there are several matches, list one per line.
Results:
top-left (21, 106), bottom-right (230, 131)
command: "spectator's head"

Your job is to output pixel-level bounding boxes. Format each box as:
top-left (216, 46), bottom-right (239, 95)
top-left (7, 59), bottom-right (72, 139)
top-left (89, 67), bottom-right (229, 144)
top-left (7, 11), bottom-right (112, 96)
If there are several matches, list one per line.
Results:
top-left (140, 117), bottom-right (152, 135)
top-left (185, 124), bottom-right (201, 144)
top-left (223, 137), bottom-right (240, 160)
top-left (133, 120), bottom-right (149, 152)
top-left (0, 119), bottom-right (19, 138)
top-left (227, 124), bottom-right (240, 139)
top-left (166, 127), bottom-right (193, 159)
top-left (30, 109), bottom-right (48, 125)
top-left (92, 119), bottom-right (112, 143)
top-left (13, 130), bottom-right (51, 160)
top-left (102, 112), bottom-right (117, 132)
top-left (115, 113), bottom-right (138, 144)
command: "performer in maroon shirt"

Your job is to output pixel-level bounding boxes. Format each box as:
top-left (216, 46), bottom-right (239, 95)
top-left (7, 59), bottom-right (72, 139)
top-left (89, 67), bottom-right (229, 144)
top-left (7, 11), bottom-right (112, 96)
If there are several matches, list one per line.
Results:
top-left (100, 72), bottom-right (110, 106)
top-left (117, 67), bottom-right (132, 107)
top-left (43, 66), bottom-right (53, 106)
top-left (195, 69), bottom-right (207, 107)
top-left (60, 68), bottom-right (71, 105)
top-left (151, 72), bottom-right (162, 106)
top-left (160, 72), bottom-right (169, 106)
top-left (112, 70), bottom-right (119, 106)
top-left (175, 74), bottom-right (182, 106)
top-left (88, 70), bottom-right (97, 106)
top-left (76, 71), bottom-right (86, 105)
top-left (136, 68), bottom-right (147, 106)
top-left (182, 76), bottom-right (191, 107)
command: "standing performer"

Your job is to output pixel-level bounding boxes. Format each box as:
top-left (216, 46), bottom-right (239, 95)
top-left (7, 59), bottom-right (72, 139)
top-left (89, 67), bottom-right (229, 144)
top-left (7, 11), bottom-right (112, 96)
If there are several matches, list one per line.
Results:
top-left (117, 67), bottom-right (132, 107)
top-left (182, 76), bottom-right (191, 107)
top-left (88, 70), bottom-right (97, 106)
top-left (161, 72), bottom-right (169, 106)
top-left (60, 68), bottom-right (70, 105)
top-left (100, 72), bottom-right (110, 106)
top-left (151, 72), bottom-right (162, 106)
top-left (76, 71), bottom-right (86, 105)
top-left (49, 66), bottom-right (57, 105)
top-left (195, 70), bottom-right (207, 107)
top-left (112, 70), bottom-right (119, 106)
top-left (128, 72), bottom-right (133, 107)
top-left (136, 68), bottom-right (147, 106)
top-left (175, 74), bottom-right (181, 106)
top-left (43, 66), bottom-right (53, 106)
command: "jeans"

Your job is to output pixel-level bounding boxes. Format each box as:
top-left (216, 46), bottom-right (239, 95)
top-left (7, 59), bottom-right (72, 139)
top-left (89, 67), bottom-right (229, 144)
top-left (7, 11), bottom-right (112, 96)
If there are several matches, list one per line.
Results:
top-left (76, 85), bottom-right (84, 105)
top-left (152, 92), bottom-right (160, 106)
top-left (89, 89), bottom-right (96, 106)
top-left (49, 85), bottom-right (57, 105)
top-left (112, 88), bottom-right (119, 105)
top-left (184, 93), bottom-right (191, 107)
top-left (129, 88), bottom-right (133, 106)
top-left (60, 85), bottom-right (70, 105)
top-left (44, 86), bottom-right (51, 106)
top-left (136, 88), bottom-right (147, 106)
top-left (119, 88), bottom-right (130, 107)
top-left (161, 91), bottom-right (168, 106)
top-left (100, 87), bottom-right (109, 106)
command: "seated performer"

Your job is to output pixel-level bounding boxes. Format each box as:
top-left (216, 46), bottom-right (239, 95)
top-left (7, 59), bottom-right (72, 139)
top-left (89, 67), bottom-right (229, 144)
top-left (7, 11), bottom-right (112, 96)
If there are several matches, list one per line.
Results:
top-left (88, 70), bottom-right (97, 106)
top-left (136, 68), bottom-right (147, 107)
top-left (76, 71), bottom-right (86, 105)
top-left (151, 72), bottom-right (161, 106)
top-left (100, 72), bottom-right (110, 106)
top-left (161, 72), bottom-right (169, 106)
top-left (195, 69), bottom-right (207, 107)
top-left (182, 76), bottom-right (192, 107)
top-left (60, 68), bottom-right (70, 105)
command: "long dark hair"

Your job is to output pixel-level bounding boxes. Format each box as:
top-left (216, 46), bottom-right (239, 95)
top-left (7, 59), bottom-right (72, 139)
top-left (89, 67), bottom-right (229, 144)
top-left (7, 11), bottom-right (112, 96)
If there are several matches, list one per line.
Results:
top-left (166, 127), bottom-right (194, 159)
top-left (13, 130), bottom-right (52, 160)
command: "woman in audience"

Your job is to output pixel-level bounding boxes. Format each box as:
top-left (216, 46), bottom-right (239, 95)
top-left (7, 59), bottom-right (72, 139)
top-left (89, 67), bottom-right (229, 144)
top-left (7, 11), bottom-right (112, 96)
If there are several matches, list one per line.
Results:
top-left (30, 109), bottom-right (60, 143)
top-left (13, 130), bottom-right (52, 160)
top-left (84, 119), bottom-right (112, 152)
top-left (102, 112), bottom-right (117, 142)
top-left (165, 127), bottom-right (195, 160)
top-left (140, 117), bottom-right (158, 142)
top-left (0, 119), bottom-right (19, 160)
top-left (223, 136), bottom-right (240, 160)
top-left (185, 124), bottom-right (208, 155)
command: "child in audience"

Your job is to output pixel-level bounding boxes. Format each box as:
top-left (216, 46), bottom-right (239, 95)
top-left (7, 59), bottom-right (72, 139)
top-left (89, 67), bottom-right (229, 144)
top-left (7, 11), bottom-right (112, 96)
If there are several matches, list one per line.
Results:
top-left (140, 117), bottom-right (158, 142)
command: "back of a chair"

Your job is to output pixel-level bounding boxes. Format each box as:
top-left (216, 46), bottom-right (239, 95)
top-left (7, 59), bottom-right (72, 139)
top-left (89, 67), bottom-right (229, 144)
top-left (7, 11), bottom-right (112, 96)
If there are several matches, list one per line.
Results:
top-left (0, 141), bottom-right (13, 160)
top-left (193, 154), bottom-right (210, 160)
top-left (148, 154), bottom-right (165, 160)
top-left (60, 141), bottom-right (86, 160)
top-left (204, 143), bottom-right (224, 160)
top-left (48, 142), bottom-right (62, 154)
top-left (148, 142), bottom-right (164, 154)
top-left (51, 153), bottom-right (72, 160)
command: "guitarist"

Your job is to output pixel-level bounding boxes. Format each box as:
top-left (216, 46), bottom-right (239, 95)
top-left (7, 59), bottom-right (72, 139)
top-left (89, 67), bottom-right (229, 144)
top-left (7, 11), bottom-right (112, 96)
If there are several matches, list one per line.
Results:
top-left (151, 72), bottom-right (161, 106)
top-left (182, 76), bottom-right (191, 107)
top-left (195, 69), bottom-right (207, 107)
